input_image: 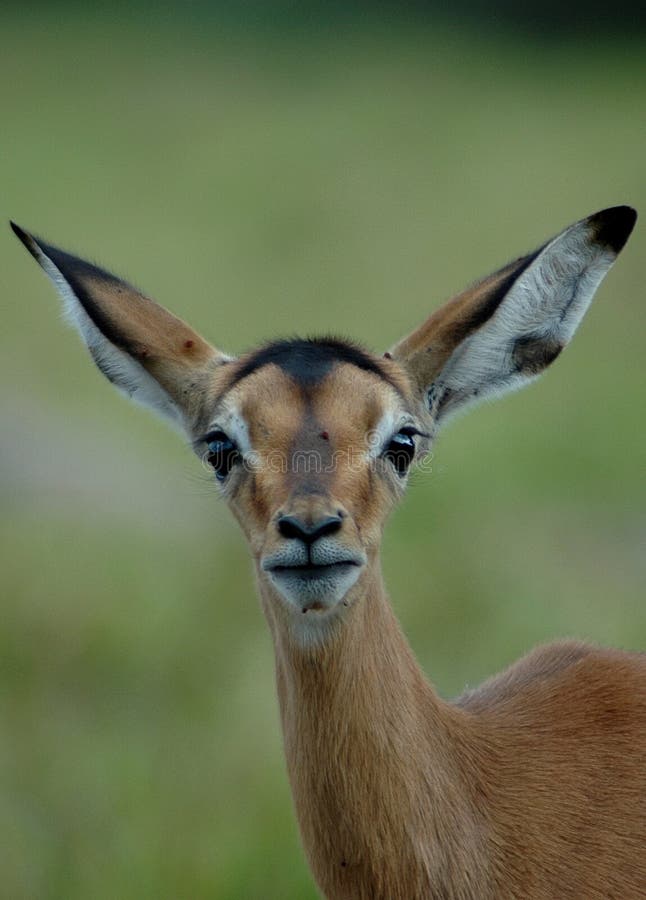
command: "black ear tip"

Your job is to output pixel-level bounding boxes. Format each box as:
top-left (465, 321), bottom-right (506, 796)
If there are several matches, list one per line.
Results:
top-left (589, 205), bottom-right (637, 253)
top-left (10, 220), bottom-right (44, 261)
top-left (10, 220), bottom-right (26, 240)
top-left (11, 220), bottom-right (33, 247)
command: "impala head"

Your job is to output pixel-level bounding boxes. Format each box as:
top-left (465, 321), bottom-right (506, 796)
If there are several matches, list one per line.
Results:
top-left (12, 207), bottom-right (636, 639)
top-left (198, 337), bottom-right (423, 622)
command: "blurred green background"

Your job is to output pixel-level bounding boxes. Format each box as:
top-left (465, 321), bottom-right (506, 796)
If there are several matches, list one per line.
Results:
top-left (2, 5), bottom-right (645, 898)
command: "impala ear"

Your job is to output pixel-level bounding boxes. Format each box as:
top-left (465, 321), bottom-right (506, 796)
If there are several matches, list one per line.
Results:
top-left (12, 223), bottom-right (231, 431)
top-left (389, 206), bottom-right (636, 430)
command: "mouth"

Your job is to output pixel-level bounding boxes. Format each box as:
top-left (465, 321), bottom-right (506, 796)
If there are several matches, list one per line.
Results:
top-left (268, 561), bottom-right (361, 580)
top-left (261, 552), bottom-right (365, 613)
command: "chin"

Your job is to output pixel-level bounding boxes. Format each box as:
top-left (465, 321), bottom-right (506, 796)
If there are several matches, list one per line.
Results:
top-left (267, 563), bottom-right (363, 617)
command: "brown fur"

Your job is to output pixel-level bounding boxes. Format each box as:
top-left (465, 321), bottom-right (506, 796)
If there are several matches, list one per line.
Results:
top-left (274, 588), bottom-right (646, 899)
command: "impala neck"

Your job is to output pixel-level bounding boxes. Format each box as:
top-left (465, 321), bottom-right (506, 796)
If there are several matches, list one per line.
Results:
top-left (258, 564), bottom-right (481, 898)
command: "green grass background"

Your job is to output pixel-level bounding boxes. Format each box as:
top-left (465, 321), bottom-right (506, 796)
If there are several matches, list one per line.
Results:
top-left (2, 9), bottom-right (645, 898)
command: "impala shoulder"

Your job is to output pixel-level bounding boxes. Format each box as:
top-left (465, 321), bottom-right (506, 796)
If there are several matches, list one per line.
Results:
top-left (454, 639), bottom-right (646, 716)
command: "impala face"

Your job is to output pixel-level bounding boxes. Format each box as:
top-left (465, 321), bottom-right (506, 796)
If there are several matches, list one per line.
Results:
top-left (11, 206), bottom-right (636, 634)
top-left (195, 340), bottom-right (428, 616)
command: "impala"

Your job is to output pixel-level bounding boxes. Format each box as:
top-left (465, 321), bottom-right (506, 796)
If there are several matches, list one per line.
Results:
top-left (12, 206), bottom-right (645, 899)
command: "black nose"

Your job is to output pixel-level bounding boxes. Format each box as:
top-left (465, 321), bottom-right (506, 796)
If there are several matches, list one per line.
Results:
top-left (277, 514), bottom-right (343, 544)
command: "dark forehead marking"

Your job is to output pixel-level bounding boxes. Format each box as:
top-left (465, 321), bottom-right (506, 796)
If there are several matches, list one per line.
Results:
top-left (225, 337), bottom-right (403, 394)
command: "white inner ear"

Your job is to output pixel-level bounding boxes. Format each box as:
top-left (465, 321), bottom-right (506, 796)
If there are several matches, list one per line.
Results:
top-left (33, 244), bottom-right (184, 429)
top-left (432, 223), bottom-right (617, 424)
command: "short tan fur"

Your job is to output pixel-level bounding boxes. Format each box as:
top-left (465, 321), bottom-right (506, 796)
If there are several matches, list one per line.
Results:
top-left (12, 207), bottom-right (644, 899)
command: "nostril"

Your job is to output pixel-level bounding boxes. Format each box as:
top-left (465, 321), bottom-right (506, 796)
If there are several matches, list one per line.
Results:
top-left (277, 514), bottom-right (343, 543)
top-left (277, 516), bottom-right (307, 541)
top-left (316, 515), bottom-right (343, 539)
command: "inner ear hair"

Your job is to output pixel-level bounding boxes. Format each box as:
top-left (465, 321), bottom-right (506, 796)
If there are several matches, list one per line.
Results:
top-left (389, 206), bottom-right (636, 427)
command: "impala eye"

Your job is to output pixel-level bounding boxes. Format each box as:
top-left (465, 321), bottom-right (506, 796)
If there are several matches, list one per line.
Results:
top-left (382, 429), bottom-right (416, 476)
top-left (205, 430), bottom-right (240, 482)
